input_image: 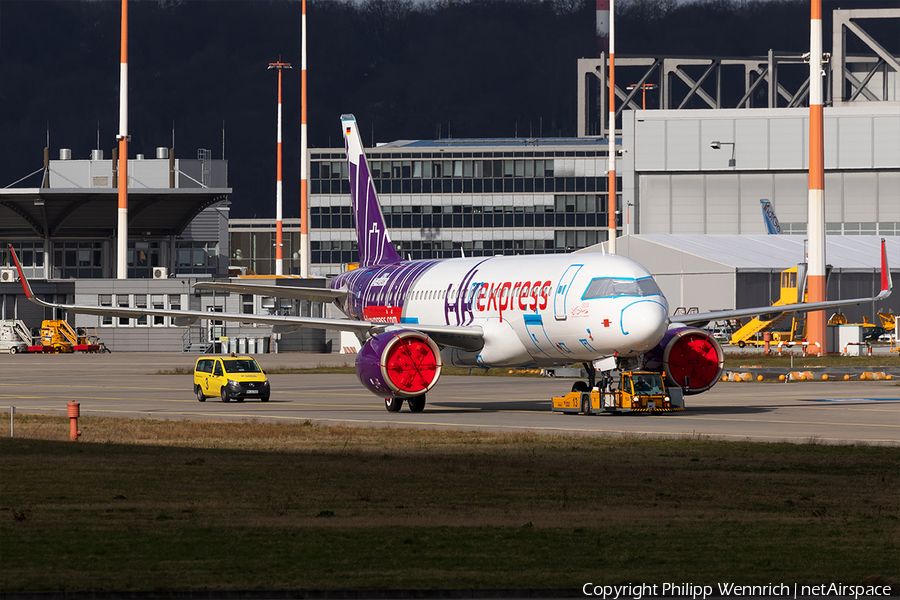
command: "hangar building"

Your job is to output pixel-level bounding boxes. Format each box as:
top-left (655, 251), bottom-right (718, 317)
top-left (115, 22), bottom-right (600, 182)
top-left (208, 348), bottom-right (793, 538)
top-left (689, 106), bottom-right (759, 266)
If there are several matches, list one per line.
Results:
top-left (585, 235), bottom-right (899, 326)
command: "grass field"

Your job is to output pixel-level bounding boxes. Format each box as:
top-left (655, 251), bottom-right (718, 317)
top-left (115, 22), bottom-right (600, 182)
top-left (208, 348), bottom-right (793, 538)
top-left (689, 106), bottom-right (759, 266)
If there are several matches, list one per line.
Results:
top-left (1, 414), bottom-right (898, 593)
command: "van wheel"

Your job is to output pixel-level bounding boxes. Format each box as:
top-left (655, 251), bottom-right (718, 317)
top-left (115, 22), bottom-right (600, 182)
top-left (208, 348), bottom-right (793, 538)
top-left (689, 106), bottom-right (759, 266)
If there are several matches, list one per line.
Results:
top-left (221, 390), bottom-right (231, 403)
top-left (195, 385), bottom-right (206, 402)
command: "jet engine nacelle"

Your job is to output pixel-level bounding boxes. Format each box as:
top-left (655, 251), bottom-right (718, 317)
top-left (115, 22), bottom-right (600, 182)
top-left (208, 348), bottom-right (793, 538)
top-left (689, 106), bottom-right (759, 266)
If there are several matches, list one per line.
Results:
top-left (355, 329), bottom-right (442, 399)
top-left (642, 325), bottom-right (724, 395)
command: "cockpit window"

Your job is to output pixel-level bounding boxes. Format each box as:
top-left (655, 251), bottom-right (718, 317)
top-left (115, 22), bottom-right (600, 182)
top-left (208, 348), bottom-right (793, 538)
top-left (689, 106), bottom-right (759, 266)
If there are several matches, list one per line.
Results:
top-left (581, 277), bottom-right (662, 300)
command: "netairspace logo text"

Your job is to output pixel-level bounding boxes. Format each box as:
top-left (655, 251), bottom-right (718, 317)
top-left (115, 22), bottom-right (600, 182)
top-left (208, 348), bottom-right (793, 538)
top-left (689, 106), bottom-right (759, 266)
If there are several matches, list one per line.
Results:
top-left (582, 582), bottom-right (894, 599)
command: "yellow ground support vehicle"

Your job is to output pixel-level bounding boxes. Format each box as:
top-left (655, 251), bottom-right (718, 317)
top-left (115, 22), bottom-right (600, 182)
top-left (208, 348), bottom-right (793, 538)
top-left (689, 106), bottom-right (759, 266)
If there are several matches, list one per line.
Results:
top-left (551, 371), bottom-right (684, 415)
top-left (829, 313), bottom-right (887, 342)
top-left (877, 312), bottom-right (895, 334)
top-left (730, 266), bottom-right (806, 347)
top-left (27, 320), bottom-right (108, 353)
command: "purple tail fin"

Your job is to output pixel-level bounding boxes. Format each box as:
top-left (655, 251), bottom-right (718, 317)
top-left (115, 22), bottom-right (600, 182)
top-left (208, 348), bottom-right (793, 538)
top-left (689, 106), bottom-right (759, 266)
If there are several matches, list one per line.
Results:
top-left (341, 114), bottom-right (402, 267)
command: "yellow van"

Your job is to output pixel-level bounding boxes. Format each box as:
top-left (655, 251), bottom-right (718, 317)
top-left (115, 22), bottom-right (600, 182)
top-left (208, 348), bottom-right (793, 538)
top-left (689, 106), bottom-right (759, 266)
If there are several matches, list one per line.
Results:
top-left (194, 356), bottom-right (270, 402)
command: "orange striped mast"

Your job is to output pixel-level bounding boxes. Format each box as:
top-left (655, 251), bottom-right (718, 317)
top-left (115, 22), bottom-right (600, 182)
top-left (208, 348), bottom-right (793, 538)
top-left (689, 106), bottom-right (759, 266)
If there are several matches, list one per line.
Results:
top-left (116, 0), bottom-right (129, 279)
top-left (268, 58), bottom-right (292, 276)
top-left (607, 0), bottom-right (617, 254)
top-left (807, 0), bottom-right (826, 355)
top-left (300, 0), bottom-right (310, 278)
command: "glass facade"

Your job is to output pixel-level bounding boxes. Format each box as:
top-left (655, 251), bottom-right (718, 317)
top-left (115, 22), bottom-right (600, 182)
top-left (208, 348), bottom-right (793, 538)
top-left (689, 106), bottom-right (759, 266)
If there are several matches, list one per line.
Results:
top-left (307, 144), bottom-right (622, 273)
top-left (53, 241), bottom-right (103, 279)
top-left (229, 223), bottom-right (304, 276)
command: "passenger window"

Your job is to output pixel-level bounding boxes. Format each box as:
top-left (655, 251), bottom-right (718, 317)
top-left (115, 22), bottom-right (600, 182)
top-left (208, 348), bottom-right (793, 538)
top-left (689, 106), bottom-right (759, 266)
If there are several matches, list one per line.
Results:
top-left (213, 362), bottom-right (223, 377)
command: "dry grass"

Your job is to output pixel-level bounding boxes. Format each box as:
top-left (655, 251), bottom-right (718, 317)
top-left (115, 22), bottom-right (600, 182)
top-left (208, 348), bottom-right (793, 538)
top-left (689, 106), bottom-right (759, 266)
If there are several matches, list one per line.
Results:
top-left (2, 414), bottom-right (898, 592)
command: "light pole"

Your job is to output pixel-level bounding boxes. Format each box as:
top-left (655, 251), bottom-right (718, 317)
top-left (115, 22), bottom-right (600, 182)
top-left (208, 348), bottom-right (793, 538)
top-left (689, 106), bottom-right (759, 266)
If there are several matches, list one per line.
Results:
top-left (626, 82), bottom-right (657, 110)
top-left (116, 0), bottom-right (129, 279)
top-left (268, 58), bottom-right (292, 276)
top-left (710, 141), bottom-right (736, 167)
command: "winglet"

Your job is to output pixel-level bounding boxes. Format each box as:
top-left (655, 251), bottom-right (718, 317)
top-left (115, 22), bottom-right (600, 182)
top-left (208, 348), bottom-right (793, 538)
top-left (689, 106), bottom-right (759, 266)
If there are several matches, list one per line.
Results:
top-left (341, 114), bottom-right (402, 268)
top-left (879, 238), bottom-right (893, 298)
top-left (8, 244), bottom-right (38, 300)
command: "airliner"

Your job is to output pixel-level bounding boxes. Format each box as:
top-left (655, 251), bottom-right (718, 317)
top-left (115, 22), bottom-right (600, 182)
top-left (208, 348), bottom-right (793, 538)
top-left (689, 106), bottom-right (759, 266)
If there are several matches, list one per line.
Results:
top-left (9, 114), bottom-right (893, 412)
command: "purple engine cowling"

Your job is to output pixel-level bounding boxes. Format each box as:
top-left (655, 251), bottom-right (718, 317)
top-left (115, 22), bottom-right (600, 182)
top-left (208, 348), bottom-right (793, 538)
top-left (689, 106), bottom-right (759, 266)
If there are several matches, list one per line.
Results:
top-left (642, 325), bottom-right (725, 395)
top-left (355, 330), bottom-right (443, 399)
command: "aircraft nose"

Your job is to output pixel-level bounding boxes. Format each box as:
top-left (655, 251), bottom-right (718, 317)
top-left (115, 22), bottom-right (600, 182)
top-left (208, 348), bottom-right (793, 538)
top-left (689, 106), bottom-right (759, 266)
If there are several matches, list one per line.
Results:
top-left (619, 300), bottom-right (668, 351)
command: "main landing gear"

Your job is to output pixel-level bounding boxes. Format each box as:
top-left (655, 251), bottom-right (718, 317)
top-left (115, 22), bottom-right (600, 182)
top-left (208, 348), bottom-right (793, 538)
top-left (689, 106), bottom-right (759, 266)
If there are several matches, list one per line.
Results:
top-left (570, 361), bottom-right (598, 393)
top-left (570, 361), bottom-right (618, 395)
top-left (384, 394), bottom-right (427, 413)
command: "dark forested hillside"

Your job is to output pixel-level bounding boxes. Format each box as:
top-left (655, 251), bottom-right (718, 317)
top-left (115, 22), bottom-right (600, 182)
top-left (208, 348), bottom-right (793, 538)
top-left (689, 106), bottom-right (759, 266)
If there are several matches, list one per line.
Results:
top-left (0, 0), bottom-right (895, 218)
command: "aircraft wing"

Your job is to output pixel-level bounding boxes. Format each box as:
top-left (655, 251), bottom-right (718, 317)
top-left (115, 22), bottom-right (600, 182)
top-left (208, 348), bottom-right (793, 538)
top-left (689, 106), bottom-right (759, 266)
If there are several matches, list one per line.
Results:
top-left (193, 281), bottom-right (348, 304)
top-left (8, 245), bottom-right (484, 351)
top-left (671, 238), bottom-right (893, 327)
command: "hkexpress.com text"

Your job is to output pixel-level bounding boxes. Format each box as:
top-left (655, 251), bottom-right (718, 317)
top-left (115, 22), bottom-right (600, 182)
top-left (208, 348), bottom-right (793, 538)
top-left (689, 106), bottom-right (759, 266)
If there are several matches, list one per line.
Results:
top-left (582, 583), bottom-right (894, 599)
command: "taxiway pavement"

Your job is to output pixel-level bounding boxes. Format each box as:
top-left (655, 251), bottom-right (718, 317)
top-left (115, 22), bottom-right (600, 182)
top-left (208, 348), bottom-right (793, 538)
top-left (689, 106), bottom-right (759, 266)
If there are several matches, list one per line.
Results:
top-left (1, 352), bottom-right (898, 445)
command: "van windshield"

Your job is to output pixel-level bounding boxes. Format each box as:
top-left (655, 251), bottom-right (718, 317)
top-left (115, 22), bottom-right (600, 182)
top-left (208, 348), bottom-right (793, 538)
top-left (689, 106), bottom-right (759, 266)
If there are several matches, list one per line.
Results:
top-left (222, 359), bottom-right (262, 374)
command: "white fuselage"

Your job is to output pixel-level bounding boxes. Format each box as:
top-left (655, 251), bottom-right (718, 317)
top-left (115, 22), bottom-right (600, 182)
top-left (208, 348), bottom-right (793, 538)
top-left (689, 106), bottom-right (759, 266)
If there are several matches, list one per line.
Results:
top-left (332, 252), bottom-right (670, 368)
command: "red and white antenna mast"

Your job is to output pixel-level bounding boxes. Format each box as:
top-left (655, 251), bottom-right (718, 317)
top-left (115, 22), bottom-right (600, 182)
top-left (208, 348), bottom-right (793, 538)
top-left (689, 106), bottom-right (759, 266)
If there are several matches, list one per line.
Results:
top-left (116, 0), bottom-right (129, 279)
top-left (300, 0), bottom-right (310, 278)
top-left (596, 0), bottom-right (609, 55)
top-left (807, 0), bottom-right (826, 355)
top-left (607, 0), bottom-right (617, 254)
top-left (268, 58), bottom-right (292, 277)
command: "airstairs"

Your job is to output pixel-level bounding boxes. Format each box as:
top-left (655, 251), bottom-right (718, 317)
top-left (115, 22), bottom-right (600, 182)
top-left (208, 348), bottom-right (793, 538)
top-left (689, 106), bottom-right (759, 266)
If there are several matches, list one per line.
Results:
top-left (729, 264), bottom-right (808, 347)
top-left (0, 319), bottom-right (32, 353)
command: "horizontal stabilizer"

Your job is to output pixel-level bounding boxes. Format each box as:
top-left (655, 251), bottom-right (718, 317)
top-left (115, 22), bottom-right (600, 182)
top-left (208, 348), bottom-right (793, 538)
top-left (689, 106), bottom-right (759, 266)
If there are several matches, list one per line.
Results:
top-left (193, 281), bottom-right (347, 303)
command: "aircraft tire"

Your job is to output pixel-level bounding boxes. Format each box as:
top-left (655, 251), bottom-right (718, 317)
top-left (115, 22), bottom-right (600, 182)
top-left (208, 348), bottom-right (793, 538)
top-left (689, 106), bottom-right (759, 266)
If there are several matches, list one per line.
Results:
top-left (385, 398), bottom-right (403, 412)
top-left (195, 385), bottom-right (206, 402)
top-left (407, 395), bottom-right (426, 412)
top-left (571, 380), bottom-right (589, 393)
